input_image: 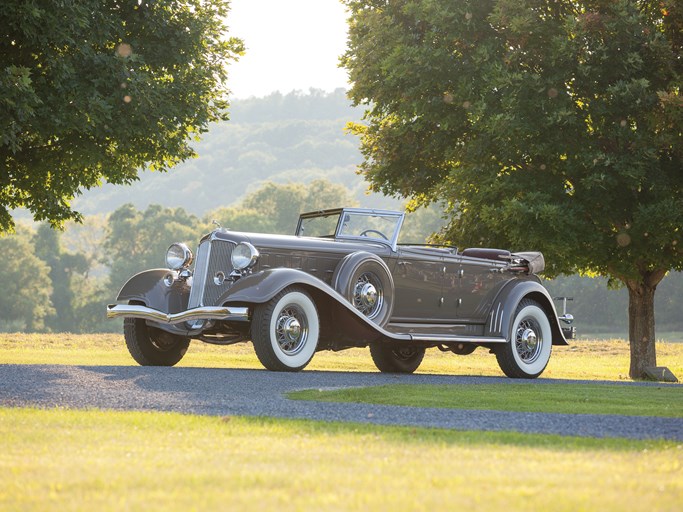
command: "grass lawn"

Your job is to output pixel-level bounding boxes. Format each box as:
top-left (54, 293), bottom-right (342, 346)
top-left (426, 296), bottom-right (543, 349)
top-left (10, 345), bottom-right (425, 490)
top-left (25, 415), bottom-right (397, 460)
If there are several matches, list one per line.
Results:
top-left (290, 383), bottom-right (683, 417)
top-left (1, 332), bottom-right (682, 381)
top-left (1, 334), bottom-right (682, 511)
top-left (1, 407), bottom-right (681, 512)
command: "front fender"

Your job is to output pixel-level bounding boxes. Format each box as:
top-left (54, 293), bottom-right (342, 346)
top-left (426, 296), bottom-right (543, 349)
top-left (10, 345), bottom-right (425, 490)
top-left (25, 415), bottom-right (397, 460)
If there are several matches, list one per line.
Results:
top-left (219, 268), bottom-right (409, 345)
top-left (485, 279), bottom-right (568, 345)
top-left (115, 269), bottom-right (190, 315)
top-left (218, 268), bottom-right (340, 305)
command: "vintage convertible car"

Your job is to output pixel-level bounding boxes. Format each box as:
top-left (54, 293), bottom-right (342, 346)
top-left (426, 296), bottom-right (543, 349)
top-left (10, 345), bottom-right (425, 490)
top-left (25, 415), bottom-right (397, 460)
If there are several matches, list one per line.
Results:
top-left (107, 207), bottom-right (574, 378)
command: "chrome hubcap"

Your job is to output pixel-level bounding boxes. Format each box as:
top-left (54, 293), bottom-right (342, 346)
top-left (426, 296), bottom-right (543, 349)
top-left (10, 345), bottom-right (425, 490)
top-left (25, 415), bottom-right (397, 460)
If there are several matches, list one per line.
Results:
top-left (283, 317), bottom-right (301, 341)
top-left (521, 328), bottom-right (538, 350)
top-left (352, 272), bottom-right (383, 319)
top-left (359, 283), bottom-right (378, 308)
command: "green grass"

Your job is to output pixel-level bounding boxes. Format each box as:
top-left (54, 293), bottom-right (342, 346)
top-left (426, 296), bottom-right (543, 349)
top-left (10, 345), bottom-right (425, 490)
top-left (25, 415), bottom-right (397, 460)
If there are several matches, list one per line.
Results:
top-left (290, 383), bottom-right (683, 418)
top-left (2, 333), bottom-right (682, 381)
top-left (1, 407), bottom-right (681, 512)
top-left (1, 335), bottom-right (683, 510)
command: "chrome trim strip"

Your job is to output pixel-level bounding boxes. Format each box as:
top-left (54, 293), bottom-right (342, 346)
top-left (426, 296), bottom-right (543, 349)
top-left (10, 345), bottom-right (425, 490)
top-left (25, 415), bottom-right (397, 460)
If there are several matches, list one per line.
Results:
top-left (409, 334), bottom-right (507, 343)
top-left (106, 304), bottom-right (249, 324)
top-left (490, 303), bottom-right (502, 333)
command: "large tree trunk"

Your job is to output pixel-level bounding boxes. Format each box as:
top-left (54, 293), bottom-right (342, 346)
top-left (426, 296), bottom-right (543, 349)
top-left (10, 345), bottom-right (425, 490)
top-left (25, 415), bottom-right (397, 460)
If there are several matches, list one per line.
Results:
top-left (624, 269), bottom-right (667, 380)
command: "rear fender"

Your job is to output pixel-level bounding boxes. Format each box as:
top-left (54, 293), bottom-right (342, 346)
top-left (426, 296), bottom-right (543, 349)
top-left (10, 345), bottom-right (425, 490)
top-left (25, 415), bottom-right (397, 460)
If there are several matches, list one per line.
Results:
top-left (485, 280), bottom-right (568, 345)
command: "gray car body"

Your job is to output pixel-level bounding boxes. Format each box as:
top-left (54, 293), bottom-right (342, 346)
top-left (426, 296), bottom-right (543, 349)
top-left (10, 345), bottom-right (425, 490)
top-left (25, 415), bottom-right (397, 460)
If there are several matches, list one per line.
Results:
top-left (109, 208), bottom-right (568, 352)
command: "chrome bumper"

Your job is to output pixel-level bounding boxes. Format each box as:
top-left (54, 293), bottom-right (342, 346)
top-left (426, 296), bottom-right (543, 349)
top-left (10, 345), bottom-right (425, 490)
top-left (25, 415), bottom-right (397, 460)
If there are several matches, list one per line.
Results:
top-left (106, 304), bottom-right (249, 324)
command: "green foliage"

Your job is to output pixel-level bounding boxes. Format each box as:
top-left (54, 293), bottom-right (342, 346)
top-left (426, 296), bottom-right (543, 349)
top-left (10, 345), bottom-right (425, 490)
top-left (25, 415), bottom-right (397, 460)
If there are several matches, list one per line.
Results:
top-left (103, 203), bottom-right (201, 292)
top-left (0, 227), bottom-right (54, 330)
top-left (69, 89), bottom-right (376, 217)
top-left (343, 0), bottom-right (682, 280)
top-left (208, 178), bottom-right (359, 234)
top-left (0, 0), bottom-right (244, 233)
top-left (342, 0), bottom-right (683, 376)
top-left (398, 202), bottom-right (448, 244)
top-left (33, 223), bottom-right (89, 331)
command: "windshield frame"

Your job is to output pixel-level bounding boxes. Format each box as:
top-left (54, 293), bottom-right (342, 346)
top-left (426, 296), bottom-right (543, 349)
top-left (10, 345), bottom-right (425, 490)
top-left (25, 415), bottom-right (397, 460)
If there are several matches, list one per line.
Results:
top-left (296, 208), bottom-right (405, 251)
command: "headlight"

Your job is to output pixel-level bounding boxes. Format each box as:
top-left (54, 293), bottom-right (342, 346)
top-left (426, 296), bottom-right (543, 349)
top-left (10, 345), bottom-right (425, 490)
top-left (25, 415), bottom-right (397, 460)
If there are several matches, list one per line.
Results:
top-left (231, 242), bottom-right (259, 270)
top-left (165, 243), bottom-right (193, 270)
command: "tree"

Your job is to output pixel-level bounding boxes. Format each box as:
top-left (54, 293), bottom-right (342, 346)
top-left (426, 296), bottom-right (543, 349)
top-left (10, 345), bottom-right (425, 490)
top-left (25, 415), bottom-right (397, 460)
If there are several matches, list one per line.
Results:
top-left (0, 0), bottom-right (244, 233)
top-left (33, 223), bottom-right (89, 332)
top-left (0, 227), bottom-right (54, 331)
top-left (399, 202), bottom-right (448, 244)
top-left (103, 204), bottom-right (201, 293)
top-left (239, 179), bottom-right (359, 234)
top-left (342, 0), bottom-right (683, 378)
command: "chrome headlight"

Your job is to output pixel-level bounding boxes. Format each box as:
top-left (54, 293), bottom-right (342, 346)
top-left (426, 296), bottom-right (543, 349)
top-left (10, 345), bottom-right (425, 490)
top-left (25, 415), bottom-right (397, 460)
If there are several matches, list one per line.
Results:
top-left (165, 243), bottom-right (193, 270)
top-left (231, 242), bottom-right (259, 270)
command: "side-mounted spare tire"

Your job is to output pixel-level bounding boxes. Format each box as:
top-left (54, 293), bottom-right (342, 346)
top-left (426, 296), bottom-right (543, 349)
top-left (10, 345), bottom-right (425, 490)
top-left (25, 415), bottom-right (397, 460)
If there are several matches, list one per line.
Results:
top-left (332, 252), bottom-right (394, 327)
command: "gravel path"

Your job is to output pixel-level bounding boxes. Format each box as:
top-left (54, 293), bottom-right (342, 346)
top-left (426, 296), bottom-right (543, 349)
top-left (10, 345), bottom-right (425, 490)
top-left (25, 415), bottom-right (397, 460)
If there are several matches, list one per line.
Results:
top-left (1, 364), bottom-right (681, 441)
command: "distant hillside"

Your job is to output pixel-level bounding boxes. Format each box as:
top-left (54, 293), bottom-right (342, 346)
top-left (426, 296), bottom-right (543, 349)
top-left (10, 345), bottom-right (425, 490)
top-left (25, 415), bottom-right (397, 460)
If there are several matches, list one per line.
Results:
top-left (73, 89), bottom-right (399, 217)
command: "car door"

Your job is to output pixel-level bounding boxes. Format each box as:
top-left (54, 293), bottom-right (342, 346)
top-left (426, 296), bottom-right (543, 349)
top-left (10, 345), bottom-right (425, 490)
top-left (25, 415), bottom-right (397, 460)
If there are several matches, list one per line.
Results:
top-left (442, 253), bottom-right (511, 323)
top-left (391, 247), bottom-right (445, 323)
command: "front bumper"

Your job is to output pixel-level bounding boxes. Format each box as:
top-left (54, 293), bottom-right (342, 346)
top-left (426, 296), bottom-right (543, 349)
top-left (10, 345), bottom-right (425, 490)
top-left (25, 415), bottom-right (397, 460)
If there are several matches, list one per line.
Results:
top-left (106, 304), bottom-right (249, 325)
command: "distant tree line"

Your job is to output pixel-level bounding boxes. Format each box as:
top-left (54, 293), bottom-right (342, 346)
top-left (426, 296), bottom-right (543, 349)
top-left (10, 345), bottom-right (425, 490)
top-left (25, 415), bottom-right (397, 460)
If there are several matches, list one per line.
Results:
top-left (66, 89), bottom-right (386, 218)
top-left (1, 179), bottom-right (682, 335)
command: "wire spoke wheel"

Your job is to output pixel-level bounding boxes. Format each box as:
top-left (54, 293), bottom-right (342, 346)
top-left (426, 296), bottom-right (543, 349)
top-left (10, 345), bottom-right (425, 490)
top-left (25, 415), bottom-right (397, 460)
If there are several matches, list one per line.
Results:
top-left (514, 318), bottom-right (543, 364)
top-left (275, 305), bottom-right (309, 355)
top-left (352, 271), bottom-right (384, 320)
top-left (495, 299), bottom-right (552, 379)
top-left (251, 287), bottom-right (319, 372)
top-left (333, 252), bottom-right (394, 327)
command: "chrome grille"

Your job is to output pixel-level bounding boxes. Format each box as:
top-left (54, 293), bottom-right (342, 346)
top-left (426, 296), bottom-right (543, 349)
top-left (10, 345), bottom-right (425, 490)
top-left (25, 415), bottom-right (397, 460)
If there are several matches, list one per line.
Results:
top-left (188, 238), bottom-right (236, 308)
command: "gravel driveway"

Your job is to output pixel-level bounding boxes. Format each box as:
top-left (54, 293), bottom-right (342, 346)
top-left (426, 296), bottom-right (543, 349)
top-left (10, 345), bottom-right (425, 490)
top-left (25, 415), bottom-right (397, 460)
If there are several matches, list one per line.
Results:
top-left (1, 364), bottom-right (681, 441)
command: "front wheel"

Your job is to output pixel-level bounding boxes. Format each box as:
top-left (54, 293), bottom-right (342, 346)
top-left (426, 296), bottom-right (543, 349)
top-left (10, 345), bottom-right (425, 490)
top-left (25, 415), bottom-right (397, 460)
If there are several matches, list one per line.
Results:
top-left (369, 344), bottom-right (425, 373)
top-left (251, 287), bottom-right (320, 371)
top-left (495, 299), bottom-right (552, 378)
top-left (123, 317), bottom-right (190, 366)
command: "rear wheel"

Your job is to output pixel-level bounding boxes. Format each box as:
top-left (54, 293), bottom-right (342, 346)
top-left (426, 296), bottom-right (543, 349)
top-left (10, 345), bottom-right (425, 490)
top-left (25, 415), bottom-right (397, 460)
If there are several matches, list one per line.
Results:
top-left (495, 299), bottom-right (552, 378)
top-left (123, 317), bottom-right (190, 366)
top-left (251, 287), bottom-right (319, 371)
top-left (369, 344), bottom-right (425, 374)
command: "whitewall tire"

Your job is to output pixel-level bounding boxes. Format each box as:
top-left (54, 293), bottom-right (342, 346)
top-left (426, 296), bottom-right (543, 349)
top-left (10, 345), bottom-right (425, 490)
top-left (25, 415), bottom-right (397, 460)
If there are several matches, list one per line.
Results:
top-left (251, 287), bottom-right (319, 371)
top-left (495, 299), bottom-right (552, 379)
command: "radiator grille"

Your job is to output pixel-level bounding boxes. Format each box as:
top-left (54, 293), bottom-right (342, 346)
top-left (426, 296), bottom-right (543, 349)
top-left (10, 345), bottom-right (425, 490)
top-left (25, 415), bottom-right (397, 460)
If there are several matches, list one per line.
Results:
top-left (188, 238), bottom-right (236, 308)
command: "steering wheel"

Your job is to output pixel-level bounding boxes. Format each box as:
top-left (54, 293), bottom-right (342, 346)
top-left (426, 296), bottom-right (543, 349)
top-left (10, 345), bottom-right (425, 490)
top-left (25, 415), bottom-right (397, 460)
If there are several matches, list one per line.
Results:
top-left (359, 229), bottom-right (389, 241)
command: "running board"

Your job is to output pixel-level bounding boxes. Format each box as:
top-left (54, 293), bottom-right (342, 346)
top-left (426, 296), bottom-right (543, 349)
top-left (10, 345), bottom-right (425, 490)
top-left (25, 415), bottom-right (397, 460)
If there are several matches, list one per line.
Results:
top-left (408, 334), bottom-right (506, 344)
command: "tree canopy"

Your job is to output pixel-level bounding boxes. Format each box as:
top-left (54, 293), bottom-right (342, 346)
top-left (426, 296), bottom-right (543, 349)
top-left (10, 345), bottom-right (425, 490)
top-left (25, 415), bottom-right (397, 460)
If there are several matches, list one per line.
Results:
top-left (342, 0), bottom-right (683, 378)
top-left (0, 227), bottom-right (54, 331)
top-left (0, 0), bottom-right (243, 232)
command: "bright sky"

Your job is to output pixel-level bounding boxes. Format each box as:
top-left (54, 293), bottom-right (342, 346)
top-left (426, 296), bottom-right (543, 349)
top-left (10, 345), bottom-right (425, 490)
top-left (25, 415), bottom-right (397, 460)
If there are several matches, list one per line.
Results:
top-left (227, 0), bottom-right (350, 98)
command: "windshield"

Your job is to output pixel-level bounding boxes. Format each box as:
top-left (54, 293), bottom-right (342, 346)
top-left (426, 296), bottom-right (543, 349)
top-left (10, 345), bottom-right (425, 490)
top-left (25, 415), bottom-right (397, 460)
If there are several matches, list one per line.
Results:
top-left (298, 213), bottom-right (339, 238)
top-left (296, 209), bottom-right (404, 248)
top-left (338, 212), bottom-right (401, 242)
